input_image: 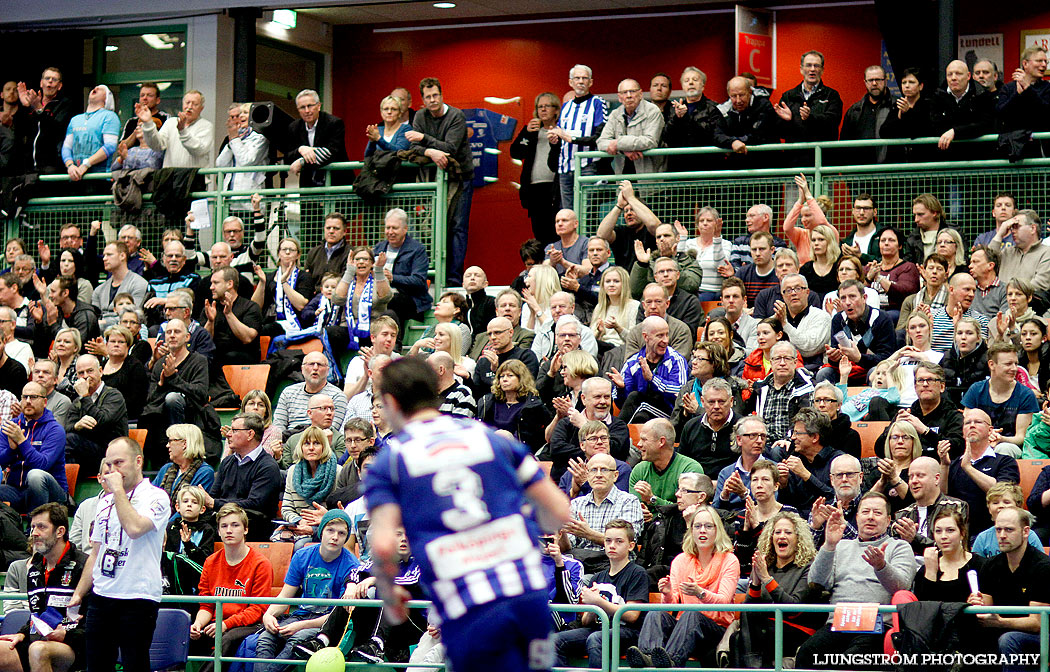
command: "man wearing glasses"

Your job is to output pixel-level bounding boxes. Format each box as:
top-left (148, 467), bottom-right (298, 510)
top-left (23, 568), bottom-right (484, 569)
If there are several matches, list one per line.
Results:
top-left (775, 273), bottom-right (830, 371)
top-left (597, 79), bottom-right (666, 175)
top-left (203, 412), bottom-right (282, 540)
top-left (749, 341), bottom-right (815, 444)
top-left (808, 453), bottom-right (865, 547)
top-left (559, 420), bottom-right (631, 499)
top-left (872, 362), bottom-right (963, 459)
top-left (839, 65), bottom-right (894, 165)
top-left (273, 351), bottom-right (348, 439)
top-left (563, 453), bottom-right (644, 573)
top-left (0, 382), bottom-right (68, 511)
top-left (471, 316), bottom-right (539, 391)
top-left (779, 407), bottom-right (842, 517)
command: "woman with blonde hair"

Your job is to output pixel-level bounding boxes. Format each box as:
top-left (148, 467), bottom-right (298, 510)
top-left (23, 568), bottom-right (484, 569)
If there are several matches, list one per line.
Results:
top-left (628, 506), bottom-right (740, 669)
top-left (801, 223), bottom-right (841, 297)
top-left (364, 95), bottom-right (410, 155)
top-left (867, 420), bottom-right (922, 511)
top-left (783, 174), bottom-right (830, 265)
top-left (539, 348), bottom-right (598, 407)
top-left (591, 266), bottom-right (639, 347)
top-left (252, 236), bottom-right (315, 335)
top-left (734, 511), bottom-right (821, 668)
top-left (275, 426), bottom-right (337, 547)
top-left (883, 310), bottom-right (943, 411)
top-left (476, 359), bottom-right (550, 452)
top-left (51, 327), bottom-right (82, 396)
top-left (152, 424), bottom-right (215, 511)
top-left (935, 227), bottom-right (966, 277)
top-left (522, 264), bottom-right (560, 330)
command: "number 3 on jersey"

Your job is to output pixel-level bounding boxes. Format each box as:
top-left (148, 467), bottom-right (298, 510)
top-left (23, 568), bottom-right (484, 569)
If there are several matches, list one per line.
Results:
top-left (432, 468), bottom-right (490, 530)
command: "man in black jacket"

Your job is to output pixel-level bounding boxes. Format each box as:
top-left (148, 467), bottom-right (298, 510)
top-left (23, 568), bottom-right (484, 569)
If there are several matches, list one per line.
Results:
top-left (839, 65), bottom-right (895, 164)
top-left (774, 50), bottom-right (843, 142)
top-left (995, 46), bottom-right (1050, 158)
top-left (662, 67), bottom-right (722, 172)
top-left (65, 354), bottom-right (128, 467)
top-left (15, 67), bottom-right (72, 176)
top-left (713, 77), bottom-right (780, 165)
top-left (872, 362), bottom-right (964, 459)
top-left (930, 60), bottom-right (995, 160)
top-left (286, 89), bottom-right (349, 187)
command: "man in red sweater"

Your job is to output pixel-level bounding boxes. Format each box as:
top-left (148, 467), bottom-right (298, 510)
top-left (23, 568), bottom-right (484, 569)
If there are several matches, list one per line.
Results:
top-left (189, 503), bottom-right (274, 672)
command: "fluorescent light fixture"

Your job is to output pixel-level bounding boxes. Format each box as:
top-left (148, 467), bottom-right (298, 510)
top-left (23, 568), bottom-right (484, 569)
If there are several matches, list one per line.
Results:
top-left (484, 96), bottom-right (520, 105)
top-left (484, 176), bottom-right (498, 182)
top-left (434, 2), bottom-right (456, 7)
top-left (141, 34), bottom-right (175, 50)
top-left (105, 45), bottom-right (118, 52)
top-left (484, 148), bottom-right (501, 155)
top-left (156, 82), bottom-right (172, 92)
top-left (272, 9), bottom-right (297, 29)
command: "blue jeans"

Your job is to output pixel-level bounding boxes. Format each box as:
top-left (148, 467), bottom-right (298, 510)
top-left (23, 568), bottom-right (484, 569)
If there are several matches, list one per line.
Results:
top-left (555, 625), bottom-right (638, 668)
top-left (637, 609), bottom-right (726, 665)
top-left (558, 164), bottom-right (598, 210)
top-left (447, 179), bottom-right (473, 286)
top-left (254, 613), bottom-right (321, 672)
top-left (0, 469), bottom-right (67, 513)
top-left (999, 630), bottom-right (1041, 672)
top-left (697, 290), bottom-right (722, 302)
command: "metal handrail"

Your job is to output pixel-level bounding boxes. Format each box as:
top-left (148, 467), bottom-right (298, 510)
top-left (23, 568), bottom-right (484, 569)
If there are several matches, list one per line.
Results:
top-left (608, 601), bottom-right (1050, 672)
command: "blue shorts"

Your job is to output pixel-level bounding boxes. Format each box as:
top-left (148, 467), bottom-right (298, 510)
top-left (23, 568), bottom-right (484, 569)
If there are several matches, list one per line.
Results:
top-left (440, 591), bottom-right (553, 672)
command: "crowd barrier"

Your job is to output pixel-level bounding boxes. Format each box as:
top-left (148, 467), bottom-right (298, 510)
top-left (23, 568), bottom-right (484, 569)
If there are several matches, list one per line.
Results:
top-left (4, 592), bottom-right (1050, 672)
top-left (573, 132), bottom-right (1050, 251)
top-left (9, 162), bottom-right (449, 298)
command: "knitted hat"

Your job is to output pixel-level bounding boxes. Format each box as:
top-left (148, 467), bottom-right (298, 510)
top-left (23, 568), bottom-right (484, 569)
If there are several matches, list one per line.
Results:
top-left (319, 509), bottom-right (352, 534)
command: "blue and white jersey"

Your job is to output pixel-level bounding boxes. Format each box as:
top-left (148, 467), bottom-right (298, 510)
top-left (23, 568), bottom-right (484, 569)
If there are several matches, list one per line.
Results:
top-left (364, 415), bottom-right (548, 622)
top-left (462, 108), bottom-right (518, 188)
top-left (556, 94), bottom-right (608, 173)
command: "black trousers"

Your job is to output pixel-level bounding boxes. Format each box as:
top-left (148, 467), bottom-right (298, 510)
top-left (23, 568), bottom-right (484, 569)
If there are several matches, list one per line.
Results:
top-left (85, 594), bottom-right (160, 672)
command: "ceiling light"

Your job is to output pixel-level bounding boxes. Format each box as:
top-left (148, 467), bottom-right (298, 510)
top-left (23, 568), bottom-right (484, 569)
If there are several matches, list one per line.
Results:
top-left (156, 82), bottom-right (172, 92)
top-left (434, 2), bottom-right (456, 8)
top-left (272, 9), bottom-right (297, 29)
top-left (105, 45), bottom-right (118, 52)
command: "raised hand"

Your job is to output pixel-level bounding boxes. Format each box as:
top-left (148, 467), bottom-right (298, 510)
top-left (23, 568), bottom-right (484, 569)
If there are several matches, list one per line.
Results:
top-left (633, 240), bottom-right (651, 265)
top-left (862, 540), bottom-right (889, 570)
top-left (773, 102), bottom-right (793, 121)
top-left (607, 366), bottom-right (625, 388)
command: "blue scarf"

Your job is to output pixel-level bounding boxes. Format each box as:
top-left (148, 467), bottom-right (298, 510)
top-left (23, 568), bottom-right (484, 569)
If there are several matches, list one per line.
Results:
top-left (275, 266), bottom-right (301, 332)
top-left (292, 455), bottom-right (337, 502)
top-left (347, 274), bottom-right (374, 350)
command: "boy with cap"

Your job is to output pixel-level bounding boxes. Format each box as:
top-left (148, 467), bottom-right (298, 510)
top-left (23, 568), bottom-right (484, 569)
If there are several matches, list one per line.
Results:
top-left (254, 510), bottom-right (359, 672)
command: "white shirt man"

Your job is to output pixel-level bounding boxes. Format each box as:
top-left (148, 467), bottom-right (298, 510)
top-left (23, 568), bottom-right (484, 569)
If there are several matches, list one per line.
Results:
top-left (140, 90), bottom-right (214, 169)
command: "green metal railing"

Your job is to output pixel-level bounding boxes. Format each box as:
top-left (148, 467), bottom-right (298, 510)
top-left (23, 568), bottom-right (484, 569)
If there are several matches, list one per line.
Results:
top-left (607, 601), bottom-right (1050, 672)
top-left (574, 132), bottom-right (1050, 252)
top-left (13, 162), bottom-right (448, 298)
top-left (5, 592), bottom-right (1050, 672)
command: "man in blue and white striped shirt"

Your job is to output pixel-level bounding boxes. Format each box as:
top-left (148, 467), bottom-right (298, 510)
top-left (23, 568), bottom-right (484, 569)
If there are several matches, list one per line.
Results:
top-left (612, 315), bottom-right (688, 423)
top-left (549, 65), bottom-right (609, 209)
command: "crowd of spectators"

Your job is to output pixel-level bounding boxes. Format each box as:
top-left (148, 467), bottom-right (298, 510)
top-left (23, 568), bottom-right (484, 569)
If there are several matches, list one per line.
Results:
top-left (2, 47), bottom-right (1050, 670)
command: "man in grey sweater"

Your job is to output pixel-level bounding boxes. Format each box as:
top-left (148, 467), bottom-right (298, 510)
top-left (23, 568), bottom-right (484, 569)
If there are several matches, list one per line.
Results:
top-left (796, 491), bottom-right (916, 668)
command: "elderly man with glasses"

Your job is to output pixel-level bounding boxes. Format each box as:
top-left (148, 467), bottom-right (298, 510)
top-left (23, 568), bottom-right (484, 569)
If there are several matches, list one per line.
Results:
top-left (712, 416), bottom-right (776, 510)
top-left (272, 352), bottom-right (348, 439)
top-left (563, 452), bottom-right (645, 574)
top-left (559, 420), bottom-right (631, 499)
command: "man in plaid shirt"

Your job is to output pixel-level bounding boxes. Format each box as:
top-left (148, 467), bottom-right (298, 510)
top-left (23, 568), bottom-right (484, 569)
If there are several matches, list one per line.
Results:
top-left (564, 454), bottom-right (644, 570)
top-left (612, 316), bottom-right (688, 424)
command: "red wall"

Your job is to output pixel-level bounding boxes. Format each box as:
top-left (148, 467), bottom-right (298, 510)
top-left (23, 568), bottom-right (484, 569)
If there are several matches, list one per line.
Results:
top-left (333, 5), bottom-right (883, 284)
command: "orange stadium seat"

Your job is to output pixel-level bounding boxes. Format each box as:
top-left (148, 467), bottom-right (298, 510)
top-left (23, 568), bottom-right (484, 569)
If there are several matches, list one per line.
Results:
top-left (1019, 460), bottom-right (1049, 505)
top-left (129, 428), bottom-right (148, 449)
top-left (700, 300), bottom-right (722, 315)
top-left (855, 421), bottom-right (889, 459)
top-left (260, 335), bottom-right (271, 361)
top-left (220, 364), bottom-right (271, 410)
top-left (65, 463), bottom-right (79, 498)
top-left (286, 339), bottom-right (323, 355)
